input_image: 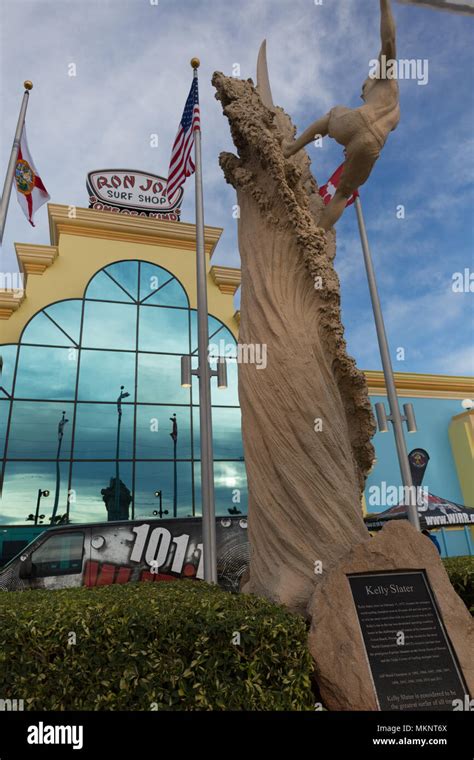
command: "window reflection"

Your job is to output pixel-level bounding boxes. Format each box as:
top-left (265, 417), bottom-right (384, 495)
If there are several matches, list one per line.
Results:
top-left (0, 345), bottom-right (18, 396)
top-left (1, 460), bottom-right (70, 525)
top-left (0, 400), bottom-right (10, 458)
top-left (134, 461), bottom-right (193, 519)
top-left (85, 270), bottom-right (135, 303)
top-left (140, 262), bottom-right (188, 307)
top-left (45, 300), bottom-right (82, 345)
top-left (74, 403), bottom-right (134, 460)
top-left (1, 260), bottom-right (245, 525)
top-left (7, 401), bottom-right (74, 459)
top-left (105, 261), bottom-right (139, 302)
top-left (193, 461), bottom-right (248, 516)
top-left (190, 311), bottom-right (229, 355)
top-left (193, 406), bottom-right (243, 460)
top-left (78, 350), bottom-right (136, 402)
top-left (82, 301), bottom-right (137, 351)
top-left (70, 461), bottom-right (133, 523)
top-left (135, 405), bottom-right (192, 460)
top-left (15, 346), bottom-right (78, 400)
top-left (139, 305), bottom-right (189, 354)
top-left (22, 312), bottom-right (76, 348)
top-left (137, 353), bottom-right (189, 404)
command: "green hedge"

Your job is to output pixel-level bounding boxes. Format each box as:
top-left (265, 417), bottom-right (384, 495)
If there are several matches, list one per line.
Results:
top-left (0, 581), bottom-right (314, 711)
top-left (443, 556), bottom-right (474, 613)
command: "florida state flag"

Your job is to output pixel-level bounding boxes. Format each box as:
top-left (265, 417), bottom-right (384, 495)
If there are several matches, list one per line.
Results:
top-left (14, 125), bottom-right (50, 226)
top-left (319, 163), bottom-right (358, 207)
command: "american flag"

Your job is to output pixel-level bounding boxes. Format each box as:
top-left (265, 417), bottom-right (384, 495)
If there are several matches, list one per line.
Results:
top-left (166, 77), bottom-right (200, 202)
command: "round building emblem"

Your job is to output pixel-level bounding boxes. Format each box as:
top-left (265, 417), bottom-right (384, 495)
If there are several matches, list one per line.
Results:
top-left (15, 159), bottom-right (35, 195)
top-left (411, 450), bottom-right (428, 469)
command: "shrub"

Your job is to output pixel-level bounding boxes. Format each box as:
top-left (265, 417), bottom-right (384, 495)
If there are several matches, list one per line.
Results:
top-left (443, 556), bottom-right (474, 613)
top-left (0, 581), bottom-right (314, 711)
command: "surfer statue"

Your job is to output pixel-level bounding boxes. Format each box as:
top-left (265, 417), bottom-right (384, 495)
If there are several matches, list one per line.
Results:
top-left (283, 0), bottom-right (400, 230)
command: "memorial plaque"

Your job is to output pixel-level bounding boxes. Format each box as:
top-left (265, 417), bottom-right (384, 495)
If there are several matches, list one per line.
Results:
top-left (348, 571), bottom-right (468, 711)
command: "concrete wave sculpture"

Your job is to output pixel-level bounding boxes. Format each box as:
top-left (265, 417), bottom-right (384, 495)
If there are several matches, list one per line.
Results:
top-left (212, 37), bottom-right (380, 614)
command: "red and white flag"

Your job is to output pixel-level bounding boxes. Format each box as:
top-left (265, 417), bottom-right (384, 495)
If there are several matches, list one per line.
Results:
top-left (319, 163), bottom-right (358, 207)
top-left (14, 124), bottom-right (50, 226)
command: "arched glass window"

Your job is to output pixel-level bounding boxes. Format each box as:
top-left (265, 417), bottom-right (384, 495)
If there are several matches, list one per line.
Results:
top-left (0, 260), bottom-right (246, 528)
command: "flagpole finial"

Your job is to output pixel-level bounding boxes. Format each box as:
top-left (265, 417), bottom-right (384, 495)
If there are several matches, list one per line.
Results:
top-left (190, 58), bottom-right (200, 69)
top-left (24, 81), bottom-right (33, 91)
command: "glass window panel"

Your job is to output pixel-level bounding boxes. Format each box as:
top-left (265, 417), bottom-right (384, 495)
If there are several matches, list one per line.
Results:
top-left (193, 460), bottom-right (248, 517)
top-left (135, 405), bottom-right (191, 459)
top-left (21, 312), bottom-right (74, 347)
top-left (105, 261), bottom-right (139, 302)
top-left (85, 271), bottom-right (135, 303)
top-left (15, 346), bottom-right (77, 401)
top-left (191, 357), bottom-right (240, 407)
top-left (208, 325), bottom-right (238, 360)
top-left (0, 460), bottom-right (69, 525)
top-left (45, 300), bottom-right (82, 344)
top-left (137, 353), bottom-right (190, 404)
top-left (134, 461), bottom-right (193, 520)
top-left (140, 263), bottom-right (188, 307)
top-left (139, 305), bottom-right (189, 353)
top-left (82, 301), bottom-right (137, 350)
top-left (0, 345), bottom-right (17, 396)
top-left (0, 399), bottom-right (11, 457)
top-left (70, 461), bottom-right (133, 524)
top-left (7, 401), bottom-right (73, 459)
top-left (190, 311), bottom-right (229, 354)
top-left (78, 350), bottom-right (135, 402)
top-left (31, 532), bottom-right (84, 577)
top-left (73, 402), bottom-right (134, 460)
top-left (193, 406), bottom-right (243, 460)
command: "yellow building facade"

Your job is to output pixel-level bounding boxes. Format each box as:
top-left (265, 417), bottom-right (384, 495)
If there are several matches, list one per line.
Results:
top-left (0, 203), bottom-right (472, 561)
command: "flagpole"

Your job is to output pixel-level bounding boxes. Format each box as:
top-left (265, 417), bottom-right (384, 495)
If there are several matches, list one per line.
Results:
top-left (191, 57), bottom-right (218, 583)
top-left (354, 195), bottom-right (420, 531)
top-left (0, 81), bottom-right (33, 247)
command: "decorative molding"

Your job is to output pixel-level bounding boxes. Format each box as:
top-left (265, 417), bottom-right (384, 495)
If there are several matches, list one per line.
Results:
top-left (365, 370), bottom-right (474, 399)
top-left (450, 408), bottom-right (474, 425)
top-left (47, 204), bottom-right (223, 257)
top-left (210, 265), bottom-right (241, 294)
top-left (0, 289), bottom-right (25, 320)
top-left (15, 243), bottom-right (58, 275)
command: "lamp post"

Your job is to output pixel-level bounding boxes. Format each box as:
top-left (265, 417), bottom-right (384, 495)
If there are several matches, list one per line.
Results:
top-left (115, 386), bottom-right (130, 517)
top-left (181, 353), bottom-right (228, 581)
top-left (170, 413), bottom-right (178, 517)
top-left (153, 490), bottom-right (169, 519)
top-left (33, 489), bottom-right (49, 526)
top-left (50, 410), bottom-right (69, 525)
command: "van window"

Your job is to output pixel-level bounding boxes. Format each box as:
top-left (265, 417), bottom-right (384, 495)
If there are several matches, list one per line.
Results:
top-left (30, 532), bottom-right (84, 577)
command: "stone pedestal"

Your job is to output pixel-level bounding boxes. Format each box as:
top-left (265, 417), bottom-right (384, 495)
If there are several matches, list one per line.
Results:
top-left (307, 521), bottom-right (474, 711)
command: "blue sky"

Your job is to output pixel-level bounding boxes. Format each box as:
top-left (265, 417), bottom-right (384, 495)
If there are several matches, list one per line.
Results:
top-left (0, 0), bottom-right (473, 375)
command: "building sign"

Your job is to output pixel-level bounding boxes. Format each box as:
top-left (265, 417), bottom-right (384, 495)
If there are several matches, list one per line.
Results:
top-left (409, 448), bottom-right (430, 487)
top-left (87, 169), bottom-right (183, 221)
top-left (348, 571), bottom-right (468, 711)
